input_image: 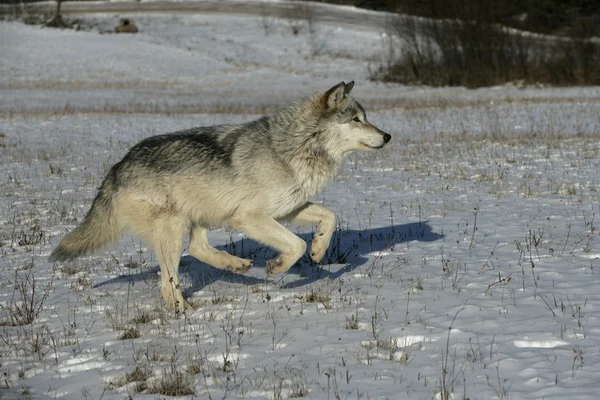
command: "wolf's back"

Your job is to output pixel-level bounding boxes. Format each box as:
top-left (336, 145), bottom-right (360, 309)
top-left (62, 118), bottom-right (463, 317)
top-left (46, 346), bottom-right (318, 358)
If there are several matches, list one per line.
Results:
top-left (49, 170), bottom-right (120, 262)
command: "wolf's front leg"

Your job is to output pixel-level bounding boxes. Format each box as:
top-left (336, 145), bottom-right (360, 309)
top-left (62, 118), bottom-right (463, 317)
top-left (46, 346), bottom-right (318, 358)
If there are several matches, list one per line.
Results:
top-left (281, 202), bottom-right (336, 263)
top-left (229, 212), bottom-right (306, 276)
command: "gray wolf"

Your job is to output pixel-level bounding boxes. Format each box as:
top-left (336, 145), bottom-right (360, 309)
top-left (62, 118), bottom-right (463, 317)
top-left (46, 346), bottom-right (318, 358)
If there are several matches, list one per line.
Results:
top-left (49, 81), bottom-right (391, 311)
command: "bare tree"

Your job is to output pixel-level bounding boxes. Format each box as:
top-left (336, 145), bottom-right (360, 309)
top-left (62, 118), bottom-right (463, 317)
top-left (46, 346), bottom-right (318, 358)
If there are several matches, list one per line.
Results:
top-left (45, 0), bottom-right (70, 28)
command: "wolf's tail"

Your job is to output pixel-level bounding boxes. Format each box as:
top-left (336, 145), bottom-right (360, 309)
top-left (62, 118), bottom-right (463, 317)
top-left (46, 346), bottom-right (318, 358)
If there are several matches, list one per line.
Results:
top-left (49, 171), bottom-right (121, 262)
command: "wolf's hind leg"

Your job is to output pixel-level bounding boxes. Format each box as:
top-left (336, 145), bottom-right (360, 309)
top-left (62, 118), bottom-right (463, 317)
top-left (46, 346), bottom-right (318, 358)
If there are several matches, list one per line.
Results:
top-left (188, 225), bottom-right (253, 273)
top-left (281, 202), bottom-right (336, 263)
top-left (152, 217), bottom-right (187, 312)
top-left (230, 212), bottom-right (306, 276)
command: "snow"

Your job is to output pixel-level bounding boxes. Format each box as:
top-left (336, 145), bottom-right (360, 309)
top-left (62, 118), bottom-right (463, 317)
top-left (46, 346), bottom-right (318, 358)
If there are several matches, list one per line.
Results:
top-left (1, 5), bottom-right (600, 400)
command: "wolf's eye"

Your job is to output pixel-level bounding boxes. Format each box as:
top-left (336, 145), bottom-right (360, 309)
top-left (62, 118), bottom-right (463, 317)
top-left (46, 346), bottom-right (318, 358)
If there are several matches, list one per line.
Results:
top-left (352, 117), bottom-right (361, 123)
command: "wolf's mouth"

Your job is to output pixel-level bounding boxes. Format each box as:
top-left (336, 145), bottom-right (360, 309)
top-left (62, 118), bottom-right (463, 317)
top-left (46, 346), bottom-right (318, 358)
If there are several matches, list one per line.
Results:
top-left (360, 142), bottom-right (385, 150)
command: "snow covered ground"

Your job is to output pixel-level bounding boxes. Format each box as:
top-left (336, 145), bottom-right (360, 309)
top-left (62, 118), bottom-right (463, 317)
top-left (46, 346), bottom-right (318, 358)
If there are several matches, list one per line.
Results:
top-left (1, 5), bottom-right (600, 399)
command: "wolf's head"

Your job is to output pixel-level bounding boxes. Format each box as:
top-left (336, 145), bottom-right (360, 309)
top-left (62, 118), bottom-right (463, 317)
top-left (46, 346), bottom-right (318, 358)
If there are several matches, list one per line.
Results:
top-left (315, 81), bottom-right (391, 155)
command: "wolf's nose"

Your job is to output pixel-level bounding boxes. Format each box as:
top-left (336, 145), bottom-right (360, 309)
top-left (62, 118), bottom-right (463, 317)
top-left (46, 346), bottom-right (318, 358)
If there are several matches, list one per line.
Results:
top-left (383, 133), bottom-right (391, 143)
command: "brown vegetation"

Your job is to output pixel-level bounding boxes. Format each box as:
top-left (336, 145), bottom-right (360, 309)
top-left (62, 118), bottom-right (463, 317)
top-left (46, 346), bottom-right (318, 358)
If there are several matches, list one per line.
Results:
top-left (115, 18), bottom-right (138, 33)
top-left (376, 0), bottom-right (600, 87)
top-left (327, 0), bottom-right (600, 38)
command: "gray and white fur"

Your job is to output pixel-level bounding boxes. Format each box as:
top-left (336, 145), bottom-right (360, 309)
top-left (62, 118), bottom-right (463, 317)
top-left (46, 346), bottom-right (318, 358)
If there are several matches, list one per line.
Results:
top-left (49, 81), bottom-right (391, 311)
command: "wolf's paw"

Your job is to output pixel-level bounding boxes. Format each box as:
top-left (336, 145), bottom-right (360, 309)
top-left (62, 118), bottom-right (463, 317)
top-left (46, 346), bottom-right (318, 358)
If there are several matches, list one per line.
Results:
top-left (310, 237), bottom-right (329, 263)
top-left (265, 258), bottom-right (286, 276)
top-left (227, 259), bottom-right (253, 274)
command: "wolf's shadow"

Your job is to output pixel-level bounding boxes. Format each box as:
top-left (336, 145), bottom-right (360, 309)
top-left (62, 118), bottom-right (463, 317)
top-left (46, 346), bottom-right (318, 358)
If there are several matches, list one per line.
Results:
top-left (95, 222), bottom-right (443, 295)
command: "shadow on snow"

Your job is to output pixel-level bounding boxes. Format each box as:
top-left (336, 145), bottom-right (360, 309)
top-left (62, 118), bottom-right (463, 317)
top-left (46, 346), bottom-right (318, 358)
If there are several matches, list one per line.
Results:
top-left (95, 221), bottom-right (443, 296)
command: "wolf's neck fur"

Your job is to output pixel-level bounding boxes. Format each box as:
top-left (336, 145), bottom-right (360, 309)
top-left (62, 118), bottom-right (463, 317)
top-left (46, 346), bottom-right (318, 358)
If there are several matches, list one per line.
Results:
top-left (268, 98), bottom-right (345, 196)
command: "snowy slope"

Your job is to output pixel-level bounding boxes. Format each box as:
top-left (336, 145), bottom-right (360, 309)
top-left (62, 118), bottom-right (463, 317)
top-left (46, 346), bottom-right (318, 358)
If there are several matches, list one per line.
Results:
top-left (1, 6), bottom-right (600, 400)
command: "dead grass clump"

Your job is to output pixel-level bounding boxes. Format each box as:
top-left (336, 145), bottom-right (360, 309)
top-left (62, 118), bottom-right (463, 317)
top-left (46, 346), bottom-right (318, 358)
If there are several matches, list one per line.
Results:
top-left (70, 274), bottom-right (94, 292)
top-left (123, 259), bottom-right (142, 269)
top-left (303, 288), bottom-right (331, 307)
top-left (108, 365), bottom-right (152, 391)
top-left (287, 368), bottom-right (309, 398)
top-left (57, 262), bottom-right (84, 276)
top-left (212, 295), bottom-right (234, 305)
top-left (187, 295), bottom-right (236, 309)
top-left (14, 226), bottom-right (48, 248)
top-left (148, 370), bottom-right (195, 396)
top-left (186, 355), bottom-right (204, 376)
top-left (106, 303), bottom-right (165, 332)
top-left (118, 327), bottom-right (140, 340)
top-left (128, 365), bottom-right (152, 382)
top-left (345, 313), bottom-right (360, 330)
top-left (105, 305), bottom-right (127, 331)
top-left (289, 389), bottom-right (309, 398)
top-left (362, 337), bottom-right (399, 351)
top-left (361, 338), bottom-right (411, 363)
top-left (0, 270), bottom-right (51, 326)
top-left (130, 308), bottom-right (155, 325)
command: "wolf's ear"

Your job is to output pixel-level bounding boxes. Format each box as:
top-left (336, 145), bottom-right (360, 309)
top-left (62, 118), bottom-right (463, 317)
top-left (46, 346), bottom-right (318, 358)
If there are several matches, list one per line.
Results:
top-left (344, 81), bottom-right (354, 95)
top-left (324, 81), bottom-right (347, 110)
